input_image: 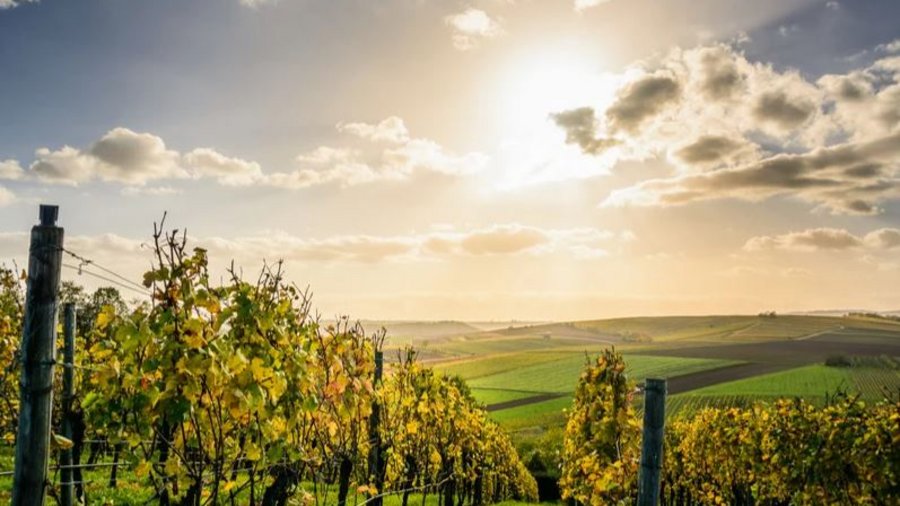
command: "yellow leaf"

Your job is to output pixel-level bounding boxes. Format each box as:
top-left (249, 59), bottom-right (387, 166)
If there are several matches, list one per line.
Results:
top-left (51, 433), bottom-right (73, 450)
top-left (245, 441), bottom-right (262, 461)
top-left (135, 461), bottom-right (151, 478)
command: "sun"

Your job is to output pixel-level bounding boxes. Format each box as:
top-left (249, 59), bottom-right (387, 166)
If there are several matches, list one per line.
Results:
top-left (486, 43), bottom-right (624, 189)
top-left (494, 43), bottom-right (619, 133)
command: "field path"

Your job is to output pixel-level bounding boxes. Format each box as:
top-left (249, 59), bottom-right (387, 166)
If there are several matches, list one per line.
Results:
top-left (662, 362), bottom-right (796, 395)
top-left (486, 392), bottom-right (566, 412)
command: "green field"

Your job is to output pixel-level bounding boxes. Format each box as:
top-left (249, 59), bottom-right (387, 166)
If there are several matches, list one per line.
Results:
top-left (686, 364), bottom-right (858, 397)
top-left (665, 362), bottom-right (900, 418)
top-left (416, 314), bottom-right (900, 433)
top-left (470, 387), bottom-right (539, 405)
top-left (491, 395), bottom-right (575, 431)
top-left (436, 350), bottom-right (582, 380)
top-left (571, 314), bottom-right (900, 343)
top-left (468, 354), bottom-right (740, 393)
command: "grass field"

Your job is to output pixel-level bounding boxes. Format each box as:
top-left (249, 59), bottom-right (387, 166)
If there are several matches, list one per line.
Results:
top-left (415, 314), bottom-right (900, 433)
top-left (571, 314), bottom-right (900, 343)
top-left (491, 395), bottom-right (575, 431)
top-left (470, 387), bottom-right (539, 405)
top-left (436, 350), bottom-right (583, 380)
top-left (666, 362), bottom-right (900, 418)
top-left (468, 354), bottom-right (740, 394)
top-left (685, 364), bottom-right (859, 397)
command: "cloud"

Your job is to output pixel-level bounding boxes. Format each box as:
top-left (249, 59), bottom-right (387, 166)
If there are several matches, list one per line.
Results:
top-left (672, 135), bottom-right (759, 169)
top-left (19, 128), bottom-right (265, 187)
top-left (3, 120), bottom-right (475, 191)
top-left (183, 148), bottom-right (263, 186)
top-left (549, 108), bottom-right (618, 155)
top-left (444, 8), bottom-right (502, 50)
top-left (694, 45), bottom-right (743, 100)
top-left (552, 43), bottom-right (900, 214)
top-left (605, 131), bottom-right (900, 214)
top-left (0, 0), bottom-right (37, 10)
top-left (876, 39), bottom-right (900, 54)
top-left (606, 73), bottom-right (681, 133)
top-left (238, 0), bottom-right (278, 8)
top-left (120, 186), bottom-right (182, 197)
top-left (266, 117), bottom-right (488, 188)
top-left (574, 0), bottom-right (612, 12)
top-left (744, 228), bottom-right (862, 251)
top-left (744, 227), bottom-right (900, 252)
top-left (0, 160), bottom-right (25, 181)
top-left (752, 90), bottom-right (816, 130)
top-left (338, 117), bottom-right (410, 144)
top-left (0, 225), bottom-right (633, 280)
top-left (0, 186), bottom-right (14, 206)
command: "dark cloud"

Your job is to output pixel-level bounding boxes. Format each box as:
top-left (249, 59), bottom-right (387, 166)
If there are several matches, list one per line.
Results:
top-left (697, 47), bottom-right (743, 100)
top-left (606, 73), bottom-right (680, 132)
top-left (876, 85), bottom-right (900, 128)
top-left (843, 163), bottom-right (882, 178)
top-left (746, 227), bottom-right (900, 252)
top-left (551, 107), bottom-right (618, 155)
top-left (837, 79), bottom-right (867, 101)
top-left (866, 228), bottom-right (900, 249)
top-left (674, 135), bottom-right (747, 165)
top-left (606, 132), bottom-right (900, 215)
top-left (744, 228), bottom-right (863, 251)
top-left (752, 91), bottom-right (816, 130)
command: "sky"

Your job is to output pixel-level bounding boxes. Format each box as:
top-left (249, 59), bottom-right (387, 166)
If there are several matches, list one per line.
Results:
top-left (1, 0), bottom-right (899, 321)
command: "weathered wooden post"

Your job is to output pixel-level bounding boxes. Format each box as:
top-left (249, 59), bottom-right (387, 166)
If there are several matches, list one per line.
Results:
top-left (637, 378), bottom-right (666, 506)
top-left (367, 350), bottom-right (385, 506)
top-left (60, 303), bottom-right (76, 506)
top-left (12, 205), bottom-right (64, 506)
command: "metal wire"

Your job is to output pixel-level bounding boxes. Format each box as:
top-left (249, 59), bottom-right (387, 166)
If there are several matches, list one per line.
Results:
top-left (62, 248), bottom-right (147, 293)
top-left (61, 263), bottom-right (149, 297)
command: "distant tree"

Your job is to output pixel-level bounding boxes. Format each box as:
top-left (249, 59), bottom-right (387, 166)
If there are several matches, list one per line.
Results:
top-left (59, 281), bottom-right (127, 345)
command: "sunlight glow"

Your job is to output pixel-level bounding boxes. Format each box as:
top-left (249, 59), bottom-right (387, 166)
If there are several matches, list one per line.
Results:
top-left (490, 46), bottom-right (623, 189)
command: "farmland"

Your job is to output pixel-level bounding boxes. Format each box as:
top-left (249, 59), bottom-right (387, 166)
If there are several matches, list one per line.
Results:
top-left (413, 314), bottom-right (900, 432)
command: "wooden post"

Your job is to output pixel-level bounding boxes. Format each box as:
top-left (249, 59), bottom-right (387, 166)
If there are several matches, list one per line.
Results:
top-left (367, 350), bottom-right (384, 506)
top-left (12, 205), bottom-right (64, 506)
top-left (60, 303), bottom-right (76, 506)
top-left (637, 378), bottom-right (666, 506)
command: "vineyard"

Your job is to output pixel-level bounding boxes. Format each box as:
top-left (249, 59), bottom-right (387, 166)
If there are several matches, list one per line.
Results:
top-left (1, 210), bottom-right (899, 506)
top-left (0, 216), bottom-right (537, 506)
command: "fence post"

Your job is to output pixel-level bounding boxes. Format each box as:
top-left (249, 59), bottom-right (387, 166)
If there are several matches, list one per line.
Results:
top-left (637, 378), bottom-right (666, 506)
top-left (60, 303), bottom-right (76, 506)
top-left (368, 350), bottom-right (385, 506)
top-left (12, 204), bottom-right (64, 506)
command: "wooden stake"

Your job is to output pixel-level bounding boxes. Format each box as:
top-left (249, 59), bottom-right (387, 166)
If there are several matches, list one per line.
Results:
top-left (13, 204), bottom-right (64, 506)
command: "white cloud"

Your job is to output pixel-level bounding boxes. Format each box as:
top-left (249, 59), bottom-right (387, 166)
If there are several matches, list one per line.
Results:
top-left (574, 0), bottom-right (612, 12)
top-left (120, 186), bottom-right (182, 196)
top-left (0, 186), bottom-right (14, 206)
top-left (338, 117), bottom-right (410, 144)
top-left (265, 117), bottom-right (488, 189)
top-left (744, 227), bottom-right (900, 252)
top-left (444, 8), bottom-right (503, 50)
top-left (183, 148), bottom-right (263, 186)
top-left (28, 128), bottom-right (185, 185)
top-left (6, 128), bottom-right (267, 188)
top-left (553, 43), bottom-right (900, 214)
top-left (0, 224), bottom-right (632, 276)
top-left (0, 0), bottom-right (37, 10)
top-left (876, 39), bottom-right (900, 54)
top-left (0, 160), bottom-right (25, 181)
top-left (238, 0), bottom-right (278, 8)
